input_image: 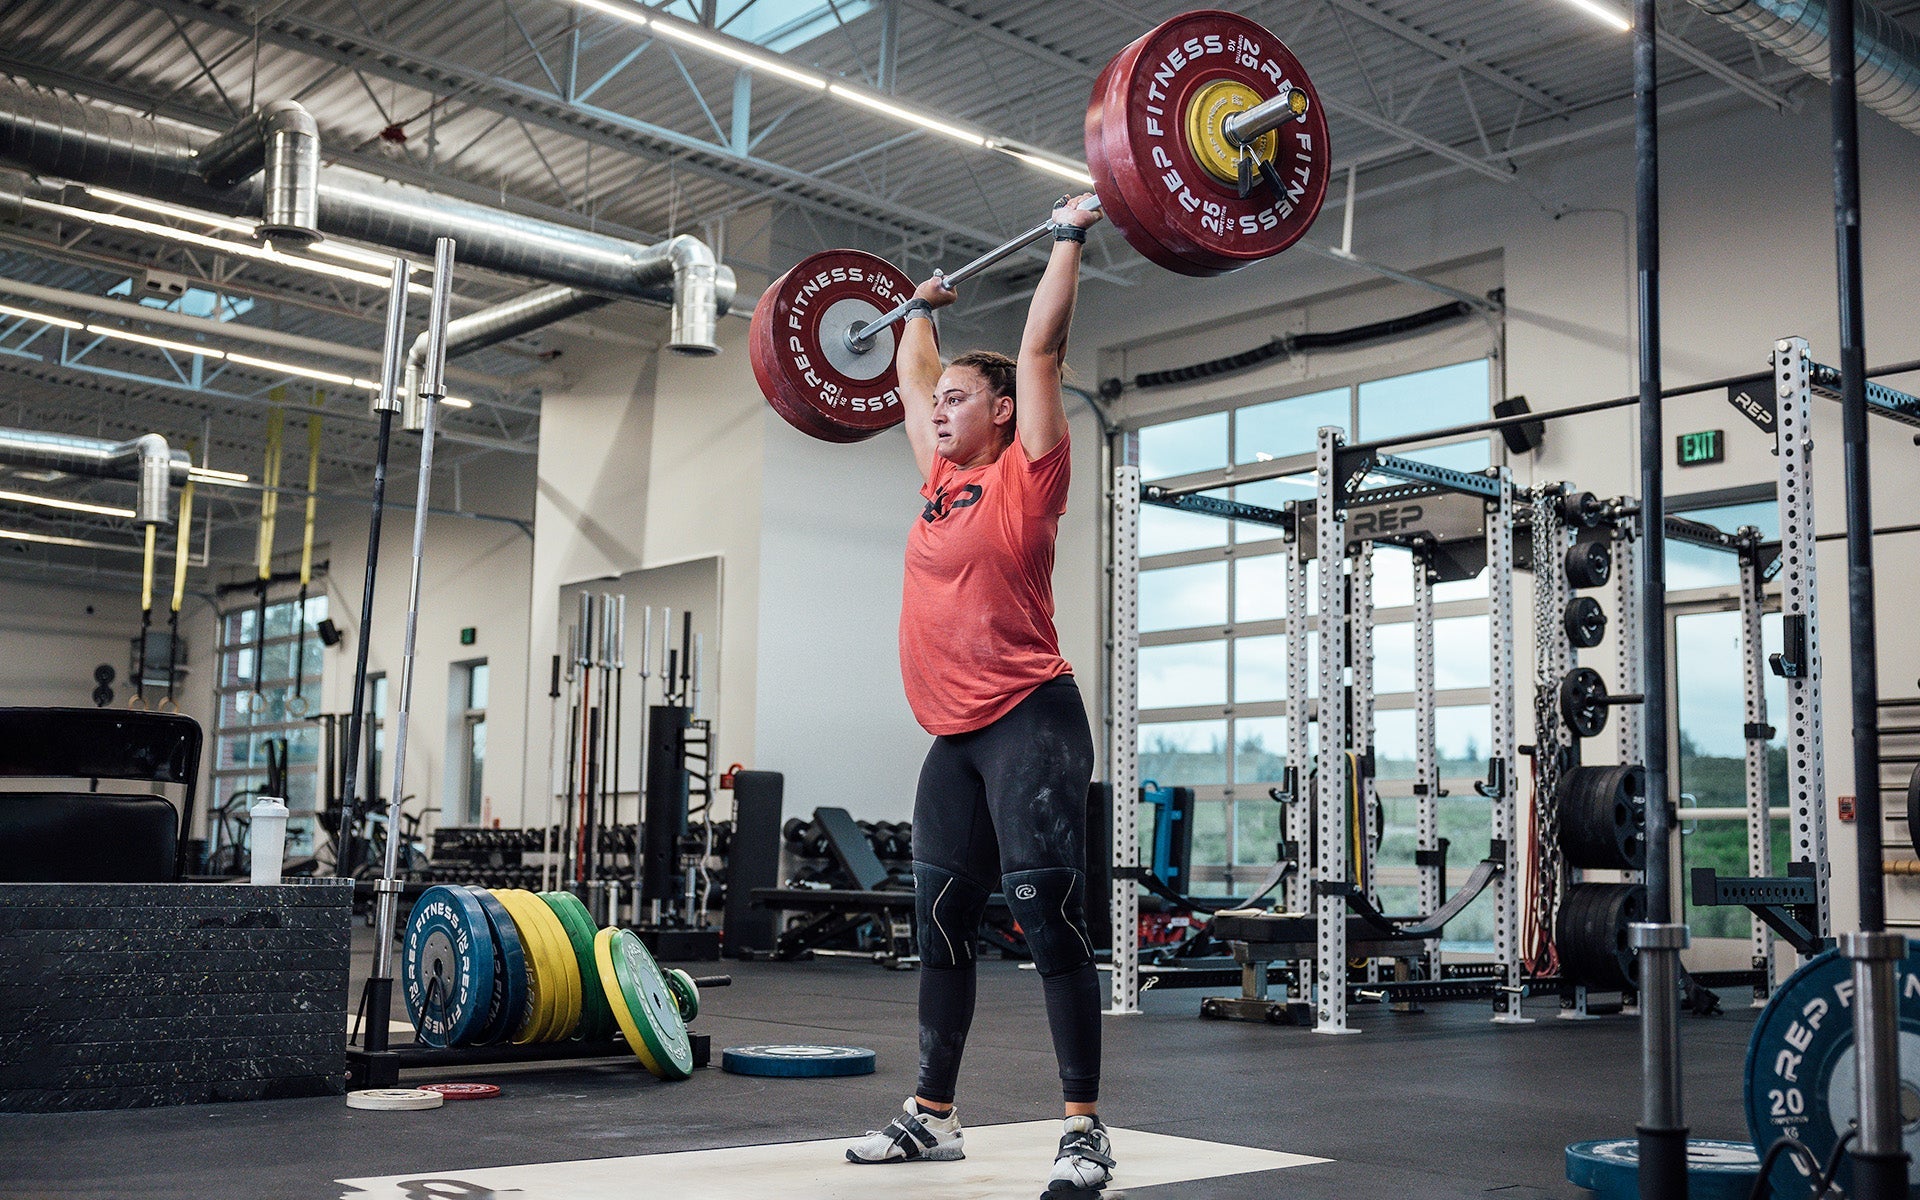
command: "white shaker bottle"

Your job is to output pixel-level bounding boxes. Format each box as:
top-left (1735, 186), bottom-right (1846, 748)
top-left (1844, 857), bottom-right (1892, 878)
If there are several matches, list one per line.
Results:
top-left (249, 796), bottom-right (289, 885)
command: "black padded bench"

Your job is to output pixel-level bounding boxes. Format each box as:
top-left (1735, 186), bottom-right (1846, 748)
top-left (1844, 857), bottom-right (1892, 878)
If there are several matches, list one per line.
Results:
top-left (0, 707), bottom-right (202, 883)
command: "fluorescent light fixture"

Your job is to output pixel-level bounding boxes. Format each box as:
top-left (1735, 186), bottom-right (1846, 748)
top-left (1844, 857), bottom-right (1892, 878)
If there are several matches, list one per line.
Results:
top-left (84, 186), bottom-right (256, 235)
top-left (188, 466), bottom-right (251, 483)
top-left (0, 528), bottom-right (137, 552)
top-left (1557, 0), bottom-right (1632, 31)
top-left (25, 196), bottom-right (390, 287)
top-left (307, 240), bottom-right (412, 270)
top-left (0, 489), bottom-right (138, 519)
top-left (84, 185), bottom-right (432, 285)
top-left (440, 396), bottom-right (474, 409)
top-left (646, 11), bottom-right (830, 89)
top-left (26, 197), bottom-right (436, 295)
top-left (986, 141), bottom-right (1096, 185)
top-left (0, 300), bottom-right (82, 330)
top-left (224, 351), bottom-right (368, 390)
top-left (828, 84), bottom-right (986, 146)
top-left (85, 324), bottom-right (219, 359)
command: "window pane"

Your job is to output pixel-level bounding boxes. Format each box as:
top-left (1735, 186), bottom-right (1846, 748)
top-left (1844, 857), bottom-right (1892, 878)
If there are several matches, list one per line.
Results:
top-left (1375, 704), bottom-right (1492, 779)
top-left (1373, 622), bottom-right (1413, 694)
top-left (1139, 412), bottom-right (1227, 480)
top-left (1357, 360), bottom-right (1488, 442)
top-left (469, 662), bottom-right (489, 710)
top-left (1236, 387), bottom-right (1348, 462)
top-left (1231, 474), bottom-right (1314, 542)
top-left (1370, 546), bottom-right (1415, 609)
top-left (1141, 504), bottom-right (1228, 556)
top-left (1435, 572), bottom-right (1488, 602)
top-left (1140, 720), bottom-right (1228, 786)
top-left (1235, 799), bottom-right (1284, 865)
top-left (1234, 553), bottom-right (1287, 623)
top-left (1233, 715), bottom-right (1293, 784)
top-left (1140, 562), bottom-right (1227, 631)
top-left (1435, 615), bottom-right (1490, 689)
top-left (1140, 641), bottom-right (1227, 709)
top-left (1233, 634), bottom-right (1287, 703)
top-left (1666, 502), bottom-right (1775, 591)
top-left (1189, 800), bottom-right (1230, 887)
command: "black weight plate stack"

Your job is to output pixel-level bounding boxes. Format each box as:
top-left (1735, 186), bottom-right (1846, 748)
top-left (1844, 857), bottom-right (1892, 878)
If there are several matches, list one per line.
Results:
top-left (1565, 596), bottom-right (1608, 648)
top-left (1556, 882), bottom-right (1646, 991)
top-left (1566, 538), bottom-right (1612, 589)
top-left (1556, 765), bottom-right (1646, 870)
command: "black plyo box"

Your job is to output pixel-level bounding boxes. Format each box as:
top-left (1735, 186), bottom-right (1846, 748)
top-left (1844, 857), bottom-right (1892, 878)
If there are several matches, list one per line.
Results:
top-left (0, 881), bottom-right (352, 1112)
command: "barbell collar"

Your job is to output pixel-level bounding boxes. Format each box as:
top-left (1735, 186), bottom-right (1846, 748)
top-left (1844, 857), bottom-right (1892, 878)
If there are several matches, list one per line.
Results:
top-left (843, 198), bottom-right (1104, 353)
top-left (1628, 921), bottom-right (1689, 951)
top-left (1223, 86), bottom-right (1309, 147)
top-left (1842, 930), bottom-right (1908, 960)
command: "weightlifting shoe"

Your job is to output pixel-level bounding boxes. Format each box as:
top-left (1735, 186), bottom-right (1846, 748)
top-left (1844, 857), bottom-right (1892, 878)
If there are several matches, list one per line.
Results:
top-left (1044, 1114), bottom-right (1115, 1196)
top-left (845, 1098), bottom-right (965, 1164)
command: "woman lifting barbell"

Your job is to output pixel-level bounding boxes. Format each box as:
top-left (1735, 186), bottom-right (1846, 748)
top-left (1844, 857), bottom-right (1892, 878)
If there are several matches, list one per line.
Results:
top-left (842, 193), bottom-right (1113, 1199)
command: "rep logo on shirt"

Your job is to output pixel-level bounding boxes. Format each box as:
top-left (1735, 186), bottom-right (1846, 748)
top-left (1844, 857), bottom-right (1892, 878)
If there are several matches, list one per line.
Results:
top-left (921, 483), bottom-right (984, 524)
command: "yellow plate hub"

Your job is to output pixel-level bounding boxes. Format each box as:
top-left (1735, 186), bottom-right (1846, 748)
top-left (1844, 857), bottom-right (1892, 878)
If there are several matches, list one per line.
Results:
top-left (1184, 78), bottom-right (1280, 184)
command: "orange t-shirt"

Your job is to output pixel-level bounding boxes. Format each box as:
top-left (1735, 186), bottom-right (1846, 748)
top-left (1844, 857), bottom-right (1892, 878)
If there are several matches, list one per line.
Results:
top-left (899, 434), bottom-right (1073, 735)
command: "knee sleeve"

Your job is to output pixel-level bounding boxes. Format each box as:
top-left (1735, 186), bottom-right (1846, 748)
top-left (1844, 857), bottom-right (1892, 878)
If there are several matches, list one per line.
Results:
top-left (914, 862), bottom-right (990, 970)
top-left (1002, 866), bottom-right (1094, 977)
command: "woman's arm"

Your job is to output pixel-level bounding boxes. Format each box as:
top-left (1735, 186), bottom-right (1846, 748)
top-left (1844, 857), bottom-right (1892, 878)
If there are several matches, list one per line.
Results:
top-left (899, 277), bottom-right (955, 483)
top-left (1015, 193), bottom-right (1102, 461)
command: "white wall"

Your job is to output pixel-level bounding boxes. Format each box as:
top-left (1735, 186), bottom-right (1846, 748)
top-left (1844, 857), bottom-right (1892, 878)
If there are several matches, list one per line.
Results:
top-left (0, 569), bottom-right (219, 827)
top-left (524, 300), bottom-right (766, 828)
top-left (316, 452), bottom-right (535, 839)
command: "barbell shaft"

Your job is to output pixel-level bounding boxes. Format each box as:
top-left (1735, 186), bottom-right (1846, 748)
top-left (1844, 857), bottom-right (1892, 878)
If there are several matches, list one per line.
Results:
top-left (844, 197), bottom-right (1104, 352)
top-left (1223, 85), bottom-right (1308, 147)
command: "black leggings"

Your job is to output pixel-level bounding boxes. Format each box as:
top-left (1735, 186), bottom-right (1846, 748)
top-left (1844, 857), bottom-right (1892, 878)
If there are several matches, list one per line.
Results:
top-left (911, 675), bottom-right (1100, 1106)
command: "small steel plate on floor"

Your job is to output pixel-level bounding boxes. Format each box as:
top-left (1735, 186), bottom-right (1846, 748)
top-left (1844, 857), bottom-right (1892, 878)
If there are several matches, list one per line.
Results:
top-left (347, 1088), bottom-right (445, 1111)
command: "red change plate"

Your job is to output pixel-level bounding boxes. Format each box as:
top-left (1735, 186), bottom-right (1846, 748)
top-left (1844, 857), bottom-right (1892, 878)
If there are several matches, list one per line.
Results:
top-left (1086, 10), bottom-right (1330, 277)
top-left (419, 1082), bottom-right (501, 1101)
top-left (749, 249), bottom-right (921, 443)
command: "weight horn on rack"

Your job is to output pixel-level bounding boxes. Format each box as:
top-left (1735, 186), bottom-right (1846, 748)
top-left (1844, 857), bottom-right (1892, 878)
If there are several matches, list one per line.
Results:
top-left (1565, 538), bottom-right (1612, 590)
top-left (1564, 595), bottom-right (1608, 649)
top-left (749, 9), bottom-right (1329, 443)
top-left (1558, 667), bottom-right (1645, 739)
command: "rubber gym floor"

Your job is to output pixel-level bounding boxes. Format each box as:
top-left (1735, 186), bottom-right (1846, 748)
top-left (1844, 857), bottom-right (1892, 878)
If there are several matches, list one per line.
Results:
top-left (0, 927), bottom-right (1759, 1200)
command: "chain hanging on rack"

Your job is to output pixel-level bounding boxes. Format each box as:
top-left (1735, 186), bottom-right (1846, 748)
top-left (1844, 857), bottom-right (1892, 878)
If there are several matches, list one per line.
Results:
top-left (1526, 487), bottom-right (1572, 976)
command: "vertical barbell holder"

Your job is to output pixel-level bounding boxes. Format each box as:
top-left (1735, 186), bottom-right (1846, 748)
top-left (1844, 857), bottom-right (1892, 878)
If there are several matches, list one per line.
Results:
top-left (366, 237), bottom-right (455, 1060)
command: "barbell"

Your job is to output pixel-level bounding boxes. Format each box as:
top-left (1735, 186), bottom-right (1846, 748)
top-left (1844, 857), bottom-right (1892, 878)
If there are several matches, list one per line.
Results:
top-left (750, 9), bottom-right (1331, 443)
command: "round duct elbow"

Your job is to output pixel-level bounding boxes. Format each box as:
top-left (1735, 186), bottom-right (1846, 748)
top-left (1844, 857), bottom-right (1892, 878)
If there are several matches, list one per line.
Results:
top-left (259, 102), bottom-right (321, 245)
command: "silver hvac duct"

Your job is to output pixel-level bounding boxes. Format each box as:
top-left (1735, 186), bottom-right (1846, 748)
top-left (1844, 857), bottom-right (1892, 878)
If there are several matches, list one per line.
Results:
top-left (1686, 0), bottom-right (1920, 134)
top-left (0, 427), bottom-right (188, 525)
top-left (399, 284), bottom-right (613, 428)
top-left (196, 100), bottom-right (320, 243)
top-left (0, 79), bottom-right (734, 353)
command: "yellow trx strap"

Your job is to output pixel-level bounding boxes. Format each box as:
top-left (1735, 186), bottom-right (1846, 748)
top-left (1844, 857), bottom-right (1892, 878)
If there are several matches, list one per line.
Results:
top-left (299, 413), bottom-right (321, 588)
top-left (257, 392), bottom-right (286, 581)
top-left (171, 479), bottom-right (195, 615)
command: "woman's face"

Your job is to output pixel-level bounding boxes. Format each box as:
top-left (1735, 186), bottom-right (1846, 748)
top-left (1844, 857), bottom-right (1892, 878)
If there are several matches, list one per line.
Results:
top-left (931, 364), bottom-right (1013, 465)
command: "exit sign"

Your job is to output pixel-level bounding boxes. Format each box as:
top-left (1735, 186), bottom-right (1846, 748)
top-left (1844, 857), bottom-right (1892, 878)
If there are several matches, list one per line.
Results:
top-left (1676, 429), bottom-right (1724, 466)
top-left (460, 627), bottom-right (476, 646)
